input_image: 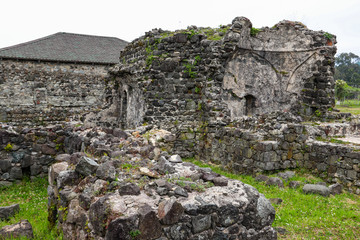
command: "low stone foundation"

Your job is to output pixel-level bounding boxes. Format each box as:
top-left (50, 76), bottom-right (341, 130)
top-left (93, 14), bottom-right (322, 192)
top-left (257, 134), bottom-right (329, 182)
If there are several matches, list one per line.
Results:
top-left (170, 112), bottom-right (360, 193)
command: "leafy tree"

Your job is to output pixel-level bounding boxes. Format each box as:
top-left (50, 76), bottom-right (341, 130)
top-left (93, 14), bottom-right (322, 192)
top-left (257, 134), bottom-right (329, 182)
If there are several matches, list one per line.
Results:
top-left (335, 79), bottom-right (360, 103)
top-left (335, 79), bottom-right (348, 103)
top-left (335, 52), bottom-right (360, 87)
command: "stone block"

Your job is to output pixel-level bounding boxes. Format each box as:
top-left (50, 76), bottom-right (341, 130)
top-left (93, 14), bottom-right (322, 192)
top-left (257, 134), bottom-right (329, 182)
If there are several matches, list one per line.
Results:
top-left (0, 220), bottom-right (34, 239)
top-left (75, 156), bottom-right (99, 176)
top-left (158, 199), bottom-right (184, 225)
top-left (0, 204), bottom-right (20, 220)
top-left (346, 170), bottom-right (357, 180)
top-left (303, 184), bottom-right (330, 197)
top-left (266, 177), bottom-right (284, 188)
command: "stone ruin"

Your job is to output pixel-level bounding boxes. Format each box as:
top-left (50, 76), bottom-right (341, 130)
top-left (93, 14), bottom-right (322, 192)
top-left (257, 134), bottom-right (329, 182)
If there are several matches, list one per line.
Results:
top-left (84, 16), bottom-right (359, 192)
top-left (88, 16), bottom-right (336, 129)
top-left (0, 16), bottom-right (360, 240)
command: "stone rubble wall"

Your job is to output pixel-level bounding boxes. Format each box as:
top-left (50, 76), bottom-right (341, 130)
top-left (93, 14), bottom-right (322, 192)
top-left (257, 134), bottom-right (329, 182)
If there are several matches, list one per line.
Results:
top-left (0, 124), bottom-right (65, 184)
top-left (0, 60), bottom-right (110, 125)
top-left (170, 113), bottom-right (360, 193)
top-left (0, 123), bottom-right (174, 186)
top-left (92, 17), bottom-right (336, 130)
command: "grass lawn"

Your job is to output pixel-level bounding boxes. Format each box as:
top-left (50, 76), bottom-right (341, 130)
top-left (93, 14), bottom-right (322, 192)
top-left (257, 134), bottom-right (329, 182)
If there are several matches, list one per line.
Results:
top-left (0, 177), bottom-right (62, 240)
top-left (185, 159), bottom-right (360, 240)
top-left (0, 166), bottom-right (359, 240)
top-left (336, 99), bottom-right (360, 115)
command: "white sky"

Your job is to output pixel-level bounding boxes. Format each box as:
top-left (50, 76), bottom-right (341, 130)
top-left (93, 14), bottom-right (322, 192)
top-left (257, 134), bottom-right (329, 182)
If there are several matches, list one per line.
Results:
top-left (1, 0), bottom-right (359, 56)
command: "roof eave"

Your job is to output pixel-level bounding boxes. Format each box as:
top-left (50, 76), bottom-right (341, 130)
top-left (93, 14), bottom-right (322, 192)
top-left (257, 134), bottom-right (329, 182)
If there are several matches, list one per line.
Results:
top-left (0, 56), bottom-right (118, 65)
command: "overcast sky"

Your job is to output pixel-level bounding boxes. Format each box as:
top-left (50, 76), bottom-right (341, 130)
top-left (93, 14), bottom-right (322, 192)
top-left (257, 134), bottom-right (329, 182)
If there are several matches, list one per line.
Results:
top-left (1, 0), bottom-right (359, 56)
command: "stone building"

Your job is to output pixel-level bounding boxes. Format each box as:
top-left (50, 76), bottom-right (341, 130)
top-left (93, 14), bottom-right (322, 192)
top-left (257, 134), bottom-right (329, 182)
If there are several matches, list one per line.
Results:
top-left (97, 17), bottom-right (336, 129)
top-left (0, 32), bottom-right (127, 125)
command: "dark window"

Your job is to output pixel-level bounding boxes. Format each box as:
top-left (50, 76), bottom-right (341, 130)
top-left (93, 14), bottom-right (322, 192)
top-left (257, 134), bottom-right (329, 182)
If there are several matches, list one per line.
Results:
top-left (245, 95), bottom-right (256, 116)
top-left (121, 91), bottom-right (127, 128)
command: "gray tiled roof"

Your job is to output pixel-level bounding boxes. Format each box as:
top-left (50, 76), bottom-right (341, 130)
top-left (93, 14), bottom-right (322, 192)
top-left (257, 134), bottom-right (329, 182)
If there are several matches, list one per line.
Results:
top-left (0, 32), bottom-right (128, 64)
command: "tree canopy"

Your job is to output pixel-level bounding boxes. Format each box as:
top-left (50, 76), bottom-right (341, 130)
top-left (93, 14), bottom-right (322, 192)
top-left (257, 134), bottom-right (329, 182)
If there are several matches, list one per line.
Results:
top-left (335, 52), bottom-right (360, 87)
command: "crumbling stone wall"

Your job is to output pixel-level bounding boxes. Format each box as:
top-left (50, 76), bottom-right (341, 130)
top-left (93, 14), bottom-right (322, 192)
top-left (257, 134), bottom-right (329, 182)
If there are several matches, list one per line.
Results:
top-left (0, 60), bottom-right (110, 125)
top-left (171, 113), bottom-right (360, 193)
top-left (94, 17), bottom-right (336, 129)
top-left (0, 124), bottom-right (66, 184)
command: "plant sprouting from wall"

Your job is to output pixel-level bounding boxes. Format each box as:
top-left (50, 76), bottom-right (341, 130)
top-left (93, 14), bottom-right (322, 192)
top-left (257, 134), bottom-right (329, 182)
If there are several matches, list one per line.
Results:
top-left (145, 38), bottom-right (161, 67)
top-left (4, 143), bottom-right (13, 151)
top-left (250, 27), bottom-right (260, 37)
top-left (184, 56), bottom-right (201, 78)
top-left (324, 32), bottom-right (333, 40)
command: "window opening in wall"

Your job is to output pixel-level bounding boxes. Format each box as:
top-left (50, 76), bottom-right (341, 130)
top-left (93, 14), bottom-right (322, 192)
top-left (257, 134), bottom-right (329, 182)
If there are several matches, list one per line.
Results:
top-left (245, 95), bottom-right (256, 116)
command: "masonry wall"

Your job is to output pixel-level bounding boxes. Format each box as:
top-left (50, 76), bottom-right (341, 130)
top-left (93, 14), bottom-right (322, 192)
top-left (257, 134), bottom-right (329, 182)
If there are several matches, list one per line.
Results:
top-left (171, 114), bottom-right (360, 193)
top-left (0, 125), bottom-right (65, 183)
top-left (0, 60), bottom-right (110, 125)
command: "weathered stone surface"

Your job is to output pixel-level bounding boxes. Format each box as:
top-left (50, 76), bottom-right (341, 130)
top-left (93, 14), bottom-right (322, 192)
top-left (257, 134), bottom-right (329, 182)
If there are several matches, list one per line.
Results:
top-left (218, 204), bottom-right (240, 227)
top-left (265, 177), bottom-right (284, 188)
top-left (57, 170), bottom-right (79, 189)
top-left (9, 167), bottom-right (22, 180)
top-left (118, 183), bottom-right (141, 196)
top-left (138, 205), bottom-right (162, 240)
top-left (0, 181), bottom-right (12, 187)
top-left (169, 154), bottom-right (182, 163)
top-left (96, 161), bottom-right (116, 181)
top-left (89, 196), bottom-right (110, 236)
top-left (303, 184), bottom-right (330, 197)
top-left (288, 181), bottom-right (301, 189)
top-left (277, 171), bottom-right (295, 180)
top-left (0, 204), bottom-right (20, 220)
top-left (174, 186), bottom-right (188, 197)
top-left (55, 154), bottom-right (71, 162)
top-left (139, 167), bottom-right (160, 178)
top-left (158, 199), bottom-right (184, 225)
top-left (255, 174), bottom-right (269, 182)
top-left (75, 156), bottom-right (99, 176)
top-left (49, 162), bottom-right (69, 185)
top-left (66, 199), bottom-right (87, 224)
top-left (329, 183), bottom-right (343, 195)
top-left (105, 215), bottom-right (138, 240)
top-left (79, 192), bottom-right (92, 210)
top-left (40, 144), bottom-right (56, 155)
top-left (153, 157), bottom-right (175, 174)
top-left (0, 220), bottom-right (34, 239)
top-left (191, 215), bottom-right (212, 234)
top-left (0, 159), bottom-right (12, 172)
top-left (212, 177), bottom-right (228, 186)
top-left (201, 171), bottom-right (220, 181)
top-left (113, 128), bottom-right (130, 139)
top-left (165, 223), bottom-right (192, 240)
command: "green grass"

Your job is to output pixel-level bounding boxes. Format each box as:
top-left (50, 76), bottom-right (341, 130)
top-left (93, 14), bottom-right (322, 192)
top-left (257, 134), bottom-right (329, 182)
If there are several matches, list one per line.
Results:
top-left (336, 99), bottom-right (360, 115)
top-left (185, 158), bottom-right (360, 240)
top-left (1, 164), bottom-right (359, 239)
top-left (0, 177), bottom-right (62, 239)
